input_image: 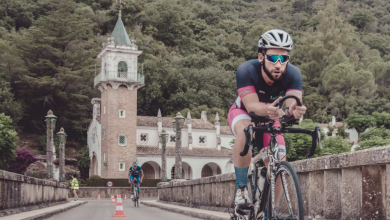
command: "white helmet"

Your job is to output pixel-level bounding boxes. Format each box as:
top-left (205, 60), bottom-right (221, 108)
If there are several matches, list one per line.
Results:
top-left (132, 161), bottom-right (138, 166)
top-left (258, 29), bottom-right (293, 51)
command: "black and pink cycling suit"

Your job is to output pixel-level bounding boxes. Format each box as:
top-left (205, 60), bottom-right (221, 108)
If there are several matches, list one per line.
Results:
top-left (228, 59), bottom-right (302, 151)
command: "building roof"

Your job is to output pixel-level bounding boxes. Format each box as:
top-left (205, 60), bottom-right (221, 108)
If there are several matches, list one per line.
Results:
top-left (220, 126), bottom-right (233, 135)
top-left (137, 116), bottom-right (215, 129)
top-left (111, 18), bottom-right (131, 46)
top-left (318, 122), bottom-right (346, 128)
top-left (137, 146), bottom-right (232, 158)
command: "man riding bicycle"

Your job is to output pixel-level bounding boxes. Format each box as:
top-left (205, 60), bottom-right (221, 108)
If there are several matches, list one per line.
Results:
top-left (228, 29), bottom-right (307, 211)
top-left (128, 161), bottom-right (144, 195)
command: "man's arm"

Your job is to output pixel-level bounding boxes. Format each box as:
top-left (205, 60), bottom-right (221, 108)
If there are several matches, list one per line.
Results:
top-left (141, 172), bottom-right (144, 182)
top-left (285, 92), bottom-right (306, 119)
top-left (242, 93), bottom-right (282, 121)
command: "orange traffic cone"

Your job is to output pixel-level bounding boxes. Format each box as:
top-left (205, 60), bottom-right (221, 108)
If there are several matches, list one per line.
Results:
top-left (111, 194), bottom-right (116, 203)
top-left (124, 194), bottom-right (127, 200)
top-left (112, 194), bottom-right (126, 217)
top-left (97, 194), bottom-right (101, 200)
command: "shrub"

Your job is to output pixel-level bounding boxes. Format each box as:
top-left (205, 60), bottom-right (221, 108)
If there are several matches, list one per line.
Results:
top-left (8, 148), bottom-right (37, 174)
top-left (321, 136), bottom-right (350, 155)
top-left (356, 136), bottom-right (390, 151)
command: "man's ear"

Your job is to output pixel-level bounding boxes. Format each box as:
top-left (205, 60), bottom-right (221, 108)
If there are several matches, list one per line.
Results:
top-left (258, 53), bottom-right (264, 62)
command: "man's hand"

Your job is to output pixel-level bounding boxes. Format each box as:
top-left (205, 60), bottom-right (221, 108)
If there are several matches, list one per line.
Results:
top-left (288, 101), bottom-right (307, 119)
top-left (267, 97), bottom-right (282, 121)
top-left (140, 179), bottom-right (143, 183)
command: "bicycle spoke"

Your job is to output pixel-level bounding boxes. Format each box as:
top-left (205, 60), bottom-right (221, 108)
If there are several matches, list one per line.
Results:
top-left (280, 170), bottom-right (294, 216)
top-left (270, 161), bottom-right (304, 220)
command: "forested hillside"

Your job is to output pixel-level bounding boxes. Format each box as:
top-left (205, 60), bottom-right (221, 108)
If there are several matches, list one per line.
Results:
top-left (1, 0), bottom-right (390, 146)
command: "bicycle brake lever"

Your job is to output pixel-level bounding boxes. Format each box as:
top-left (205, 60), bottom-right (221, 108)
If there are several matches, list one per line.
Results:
top-left (315, 127), bottom-right (322, 150)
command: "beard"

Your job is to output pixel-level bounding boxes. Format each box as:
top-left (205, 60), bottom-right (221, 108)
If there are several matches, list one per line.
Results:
top-left (263, 59), bottom-right (286, 81)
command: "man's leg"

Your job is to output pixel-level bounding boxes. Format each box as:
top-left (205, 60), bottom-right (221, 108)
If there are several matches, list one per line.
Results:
top-left (137, 176), bottom-right (140, 193)
top-left (231, 116), bottom-right (253, 208)
top-left (130, 174), bottom-right (134, 195)
top-left (73, 189), bottom-right (76, 200)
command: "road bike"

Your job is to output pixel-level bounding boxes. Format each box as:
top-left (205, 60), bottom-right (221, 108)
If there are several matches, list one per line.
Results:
top-left (230, 95), bottom-right (322, 220)
top-left (132, 178), bottom-right (140, 207)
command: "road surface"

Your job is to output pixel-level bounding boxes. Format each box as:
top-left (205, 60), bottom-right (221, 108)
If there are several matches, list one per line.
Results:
top-left (46, 199), bottom-right (201, 220)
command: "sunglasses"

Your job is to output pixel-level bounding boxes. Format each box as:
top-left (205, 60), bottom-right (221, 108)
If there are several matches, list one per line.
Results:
top-left (265, 55), bottom-right (290, 64)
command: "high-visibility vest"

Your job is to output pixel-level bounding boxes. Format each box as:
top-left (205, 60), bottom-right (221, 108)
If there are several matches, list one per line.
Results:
top-left (71, 178), bottom-right (79, 190)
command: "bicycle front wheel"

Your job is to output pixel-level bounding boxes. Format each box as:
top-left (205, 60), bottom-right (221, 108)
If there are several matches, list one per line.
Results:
top-left (267, 161), bottom-right (304, 220)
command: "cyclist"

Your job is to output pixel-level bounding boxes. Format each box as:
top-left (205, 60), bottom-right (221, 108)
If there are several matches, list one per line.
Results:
top-left (228, 29), bottom-right (307, 211)
top-left (128, 161), bottom-right (144, 196)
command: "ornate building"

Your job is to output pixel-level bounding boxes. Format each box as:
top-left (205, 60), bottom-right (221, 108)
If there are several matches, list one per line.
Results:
top-left (87, 15), bottom-right (234, 179)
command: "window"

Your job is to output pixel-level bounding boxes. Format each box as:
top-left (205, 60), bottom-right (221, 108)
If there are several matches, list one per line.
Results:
top-left (139, 133), bottom-right (148, 144)
top-left (117, 61), bottom-right (128, 78)
top-left (102, 128), bottom-right (105, 140)
top-left (119, 163), bottom-right (125, 171)
top-left (169, 134), bottom-right (176, 144)
top-left (199, 136), bottom-right (207, 146)
top-left (118, 134), bottom-right (127, 146)
top-left (119, 109), bottom-right (125, 118)
top-left (104, 106), bottom-right (106, 114)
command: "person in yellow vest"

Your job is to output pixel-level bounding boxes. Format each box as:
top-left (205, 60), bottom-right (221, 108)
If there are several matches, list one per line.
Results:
top-left (70, 174), bottom-right (79, 201)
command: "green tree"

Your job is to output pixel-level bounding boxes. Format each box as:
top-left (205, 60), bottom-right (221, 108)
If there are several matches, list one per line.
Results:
top-left (0, 113), bottom-right (18, 170)
top-left (345, 113), bottom-right (376, 136)
top-left (348, 9), bottom-right (375, 30)
top-left (13, 0), bottom-right (99, 142)
top-left (76, 146), bottom-right (90, 180)
top-left (0, 80), bottom-right (22, 126)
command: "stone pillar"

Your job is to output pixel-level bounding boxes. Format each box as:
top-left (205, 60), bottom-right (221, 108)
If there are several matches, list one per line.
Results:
top-left (162, 145), bottom-right (167, 180)
top-left (175, 134), bottom-right (182, 179)
top-left (174, 112), bottom-right (185, 179)
top-left (308, 171), bottom-right (324, 217)
top-left (362, 165), bottom-right (383, 219)
top-left (215, 112), bottom-right (221, 151)
top-left (341, 167), bottom-right (362, 219)
top-left (187, 111), bottom-right (192, 150)
top-left (158, 109), bottom-right (162, 149)
top-left (324, 170), bottom-right (342, 219)
top-left (57, 128), bottom-right (67, 182)
top-left (45, 110), bottom-right (57, 179)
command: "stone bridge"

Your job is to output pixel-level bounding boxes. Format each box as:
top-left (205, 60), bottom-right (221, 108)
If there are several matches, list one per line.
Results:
top-left (157, 145), bottom-right (390, 220)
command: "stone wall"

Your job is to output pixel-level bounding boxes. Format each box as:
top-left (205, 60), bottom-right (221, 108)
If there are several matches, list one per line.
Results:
top-left (0, 170), bottom-right (69, 216)
top-left (71, 187), bottom-right (157, 199)
top-left (157, 145), bottom-right (390, 219)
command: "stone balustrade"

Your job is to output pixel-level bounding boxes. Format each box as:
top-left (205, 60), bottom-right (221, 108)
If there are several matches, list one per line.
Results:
top-left (71, 187), bottom-right (157, 199)
top-left (0, 170), bottom-right (69, 216)
top-left (157, 145), bottom-right (390, 219)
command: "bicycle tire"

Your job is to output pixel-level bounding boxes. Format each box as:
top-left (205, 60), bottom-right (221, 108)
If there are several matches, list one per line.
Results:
top-left (134, 187), bottom-right (137, 207)
top-left (267, 161), bottom-right (304, 220)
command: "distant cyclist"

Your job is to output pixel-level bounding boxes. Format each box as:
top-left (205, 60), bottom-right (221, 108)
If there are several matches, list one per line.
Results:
top-left (228, 29), bottom-right (307, 210)
top-left (128, 161), bottom-right (144, 195)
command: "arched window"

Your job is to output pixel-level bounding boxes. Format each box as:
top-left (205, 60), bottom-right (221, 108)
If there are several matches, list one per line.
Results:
top-left (117, 61), bottom-right (128, 78)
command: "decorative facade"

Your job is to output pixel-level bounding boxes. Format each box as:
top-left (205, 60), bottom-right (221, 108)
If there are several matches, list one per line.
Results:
top-left (87, 15), bottom-right (234, 179)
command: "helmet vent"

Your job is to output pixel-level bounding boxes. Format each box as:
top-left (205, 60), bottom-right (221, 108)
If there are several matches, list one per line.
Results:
top-left (278, 33), bottom-right (284, 42)
top-left (285, 35), bottom-right (289, 43)
top-left (269, 33), bottom-right (277, 41)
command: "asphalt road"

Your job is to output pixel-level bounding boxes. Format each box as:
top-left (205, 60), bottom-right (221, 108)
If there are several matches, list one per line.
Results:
top-left (46, 199), bottom-right (201, 220)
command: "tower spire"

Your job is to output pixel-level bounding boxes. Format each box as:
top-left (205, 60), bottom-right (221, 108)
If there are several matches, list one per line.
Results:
top-left (118, 0), bottom-right (126, 18)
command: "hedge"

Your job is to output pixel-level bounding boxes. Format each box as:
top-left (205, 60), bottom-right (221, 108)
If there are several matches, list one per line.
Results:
top-left (86, 178), bottom-right (170, 187)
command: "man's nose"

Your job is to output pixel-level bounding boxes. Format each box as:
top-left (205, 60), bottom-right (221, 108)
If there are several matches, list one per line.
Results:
top-left (275, 60), bottom-right (282, 68)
